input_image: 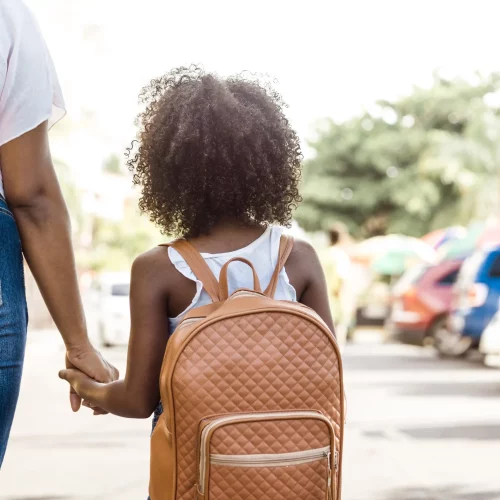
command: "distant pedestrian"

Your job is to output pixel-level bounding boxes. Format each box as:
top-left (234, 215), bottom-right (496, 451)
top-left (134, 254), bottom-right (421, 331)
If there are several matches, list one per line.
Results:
top-left (322, 223), bottom-right (356, 346)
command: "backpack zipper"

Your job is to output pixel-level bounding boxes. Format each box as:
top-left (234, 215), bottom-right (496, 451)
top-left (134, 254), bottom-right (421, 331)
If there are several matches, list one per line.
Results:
top-left (210, 445), bottom-right (330, 467)
top-left (198, 411), bottom-right (335, 495)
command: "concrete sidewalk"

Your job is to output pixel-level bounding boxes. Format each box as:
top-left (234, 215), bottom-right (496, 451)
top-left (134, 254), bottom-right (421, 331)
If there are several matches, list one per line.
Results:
top-left (2, 329), bottom-right (500, 499)
top-left (1, 332), bottom-right (149, 499)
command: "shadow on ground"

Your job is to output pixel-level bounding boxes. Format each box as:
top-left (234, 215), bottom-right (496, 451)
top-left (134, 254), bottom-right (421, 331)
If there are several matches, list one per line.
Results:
top-left (391, 381), bottom-right (500, 398)
top-left (398, 422), bottom-right (500, 441)
top-left (343, 353), bottom-right (485, 372)
top-left (381, 485), bottom-right (500, 500)
top-left (10, 428), bottom-right (145, 450)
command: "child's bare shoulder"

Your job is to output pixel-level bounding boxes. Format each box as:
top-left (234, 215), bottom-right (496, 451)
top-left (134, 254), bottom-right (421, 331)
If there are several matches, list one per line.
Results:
top-left (288, 238), bottom-right (320, 266)
top-left (285, 238), bottom-right (322, 296)
top-left (131, 246), bottom-right (181, 289)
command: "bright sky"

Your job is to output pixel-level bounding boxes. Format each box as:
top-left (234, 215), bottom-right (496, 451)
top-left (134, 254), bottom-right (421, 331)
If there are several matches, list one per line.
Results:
top-left (27, 0), bottom-right (500, 164)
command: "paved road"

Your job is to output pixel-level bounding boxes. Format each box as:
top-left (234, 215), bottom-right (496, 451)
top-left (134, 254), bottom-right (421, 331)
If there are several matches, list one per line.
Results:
top-left (2, 329), bottom-right (500, 499)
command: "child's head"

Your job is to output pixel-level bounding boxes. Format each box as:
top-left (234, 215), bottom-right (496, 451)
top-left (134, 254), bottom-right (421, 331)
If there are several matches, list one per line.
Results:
top-left (127, 66), bottom-right (302, 237)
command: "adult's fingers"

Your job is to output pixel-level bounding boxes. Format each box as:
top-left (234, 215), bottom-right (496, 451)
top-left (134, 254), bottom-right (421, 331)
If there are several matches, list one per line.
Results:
top-left (59, 368), bottom-right (82, 412)
top-left (65, 356), bottom-right (82, 412)
top-left (70, 389), bottom-right (82, 412)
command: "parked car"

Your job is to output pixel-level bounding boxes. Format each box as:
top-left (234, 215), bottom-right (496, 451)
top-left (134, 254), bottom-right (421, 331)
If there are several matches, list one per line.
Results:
top-left (356, 279), bottom-right (391, 326)
top-left (479, 309), bottom-right (500, 367)
top-left (387, 259), bottom-right (462, 345)
top-left (439, 245), bottom-right (500, 356)
top-left (90, 272), bottom-right (130, 347)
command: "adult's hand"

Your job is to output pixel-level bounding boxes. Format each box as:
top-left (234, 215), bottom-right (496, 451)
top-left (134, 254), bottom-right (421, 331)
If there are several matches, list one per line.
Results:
top-left (66, 342), bottom-right (119, 412)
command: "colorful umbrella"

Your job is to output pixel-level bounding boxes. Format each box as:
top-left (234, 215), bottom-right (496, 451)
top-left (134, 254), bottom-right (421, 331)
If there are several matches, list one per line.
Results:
top-left (371, 251), bottom-right (415, 276)
top-left (422, 226), bottom-right (467, 250)
top-left (441, 221), bottom-right (500, 260)
top-left (353, 235), bottom-right (436, 276)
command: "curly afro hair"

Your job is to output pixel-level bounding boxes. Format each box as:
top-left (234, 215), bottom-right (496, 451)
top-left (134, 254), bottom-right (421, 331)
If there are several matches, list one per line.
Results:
top-left (126, 65), bottom-right (303, 237)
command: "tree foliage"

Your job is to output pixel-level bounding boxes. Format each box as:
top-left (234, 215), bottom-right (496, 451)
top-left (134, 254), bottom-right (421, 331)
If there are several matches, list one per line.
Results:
top-left (102, 154), bottom-right (123, 175)
top-left (296, 73), bottom-right (500, 238)
top-left (56, 155), bottom-right (160, 273)
top-left (77, 202), bottom-right (161, 272)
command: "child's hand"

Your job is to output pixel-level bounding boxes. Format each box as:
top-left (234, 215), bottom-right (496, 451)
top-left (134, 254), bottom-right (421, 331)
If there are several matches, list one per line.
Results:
top-left (59, 368), bottom-right (107, 415)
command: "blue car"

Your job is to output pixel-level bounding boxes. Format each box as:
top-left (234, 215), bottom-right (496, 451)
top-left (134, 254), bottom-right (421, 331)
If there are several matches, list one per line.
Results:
top-left (440, 245), bottom-right (500, 356)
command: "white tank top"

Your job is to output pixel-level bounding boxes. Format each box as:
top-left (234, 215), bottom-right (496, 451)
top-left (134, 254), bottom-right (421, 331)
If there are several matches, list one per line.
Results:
top-left (167, 226), bottom-right (297, 332)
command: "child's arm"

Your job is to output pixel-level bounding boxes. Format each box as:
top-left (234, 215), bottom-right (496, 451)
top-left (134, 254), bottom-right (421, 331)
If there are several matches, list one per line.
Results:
top-left (60, 249), bottom-right (172, 418)
top-left (291, 240), bottom-right (336, 335)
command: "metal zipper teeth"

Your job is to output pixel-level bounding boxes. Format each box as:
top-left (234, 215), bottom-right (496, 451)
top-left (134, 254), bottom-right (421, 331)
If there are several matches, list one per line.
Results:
top-left (198, 411), bottom-right (334, 494)
top-left (210, 445), bottom-right (330, 468)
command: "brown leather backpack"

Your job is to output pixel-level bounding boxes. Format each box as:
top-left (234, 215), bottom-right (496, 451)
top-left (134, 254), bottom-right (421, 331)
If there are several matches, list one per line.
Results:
top-left (150, 235), bottom-right (345, 500)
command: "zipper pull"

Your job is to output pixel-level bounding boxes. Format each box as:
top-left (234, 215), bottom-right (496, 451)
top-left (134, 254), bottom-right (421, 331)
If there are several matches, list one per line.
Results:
top-left (327, 452), bottom-right (333, 500)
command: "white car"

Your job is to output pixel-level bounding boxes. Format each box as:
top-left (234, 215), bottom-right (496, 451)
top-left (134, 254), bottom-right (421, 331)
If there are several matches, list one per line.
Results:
top-left (90, 272), bottom-right (131, 347)
top-left (480, 308), bottom-right (500, 367)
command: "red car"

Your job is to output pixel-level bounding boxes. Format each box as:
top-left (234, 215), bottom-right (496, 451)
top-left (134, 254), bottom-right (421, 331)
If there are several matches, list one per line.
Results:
top-left (387, 259), bottom-right (463, 345)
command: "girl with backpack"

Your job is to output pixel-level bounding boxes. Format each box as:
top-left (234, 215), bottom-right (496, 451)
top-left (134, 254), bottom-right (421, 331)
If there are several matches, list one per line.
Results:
top-left (59, 66), bottom-right (344, 500)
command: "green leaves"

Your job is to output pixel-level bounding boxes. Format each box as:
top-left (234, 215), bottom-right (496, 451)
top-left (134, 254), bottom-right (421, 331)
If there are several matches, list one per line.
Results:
top-left (296, 73), bottom-right (500, 237)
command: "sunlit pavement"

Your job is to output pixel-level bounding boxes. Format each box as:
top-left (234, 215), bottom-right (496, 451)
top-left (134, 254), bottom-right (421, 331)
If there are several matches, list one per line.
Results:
top-left (342, 329), bottom-right (500, 500)
top-left (2, 328), bottom-right (500, 500)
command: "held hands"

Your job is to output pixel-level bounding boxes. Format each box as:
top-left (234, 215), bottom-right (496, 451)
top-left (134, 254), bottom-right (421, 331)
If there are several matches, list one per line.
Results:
top-left (59, 366), bottom-right (110, 415)
top-left (59, 367), bottom-right (100, 410)
top-left (61, 341), bottom-right (119, 414)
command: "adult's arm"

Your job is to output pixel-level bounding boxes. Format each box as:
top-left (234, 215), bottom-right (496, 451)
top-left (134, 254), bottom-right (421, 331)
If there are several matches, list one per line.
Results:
top-left (0, 121), bottom-right (118, 410)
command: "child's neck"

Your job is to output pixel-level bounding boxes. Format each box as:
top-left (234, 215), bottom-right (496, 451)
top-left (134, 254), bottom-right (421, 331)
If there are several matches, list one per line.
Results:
top-left (187, 220), bottom-right (267, 254)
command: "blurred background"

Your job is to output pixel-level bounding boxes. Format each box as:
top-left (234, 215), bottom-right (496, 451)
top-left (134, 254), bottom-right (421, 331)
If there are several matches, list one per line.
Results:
top-left (2, 1), bottom-right (500, 499)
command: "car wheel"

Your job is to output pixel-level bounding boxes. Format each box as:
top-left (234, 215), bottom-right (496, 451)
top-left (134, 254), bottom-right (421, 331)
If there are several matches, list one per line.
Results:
top-left (99, 322), bottom-right (113, 349)
top-left (433, 318), bottom-right (472, 357)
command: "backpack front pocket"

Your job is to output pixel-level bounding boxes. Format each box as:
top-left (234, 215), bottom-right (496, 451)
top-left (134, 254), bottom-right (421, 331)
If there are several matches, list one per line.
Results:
top-left (196, 411), bottom-right (337, 500)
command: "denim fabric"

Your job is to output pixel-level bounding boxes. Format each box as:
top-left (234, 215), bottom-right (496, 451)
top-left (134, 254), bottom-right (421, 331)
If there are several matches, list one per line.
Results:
top-left (151, 401), bottom-right (163, 434)
top-left (0, 196), bottom-right (28, 467)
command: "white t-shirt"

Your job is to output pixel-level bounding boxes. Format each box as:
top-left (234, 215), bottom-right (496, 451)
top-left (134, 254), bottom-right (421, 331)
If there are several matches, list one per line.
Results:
top-left (0, 0), bottom-right (65, 196)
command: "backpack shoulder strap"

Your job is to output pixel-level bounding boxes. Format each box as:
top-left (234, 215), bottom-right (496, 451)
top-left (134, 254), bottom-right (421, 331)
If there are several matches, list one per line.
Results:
top-left (159, 240), bottom-right (221, 302)
top-left (264, 234), bottom-right (294, 298)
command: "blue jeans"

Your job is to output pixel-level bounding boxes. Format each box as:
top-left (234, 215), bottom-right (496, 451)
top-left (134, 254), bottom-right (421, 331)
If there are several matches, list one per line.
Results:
top-left (0, 196), bottom-right (28, 467)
